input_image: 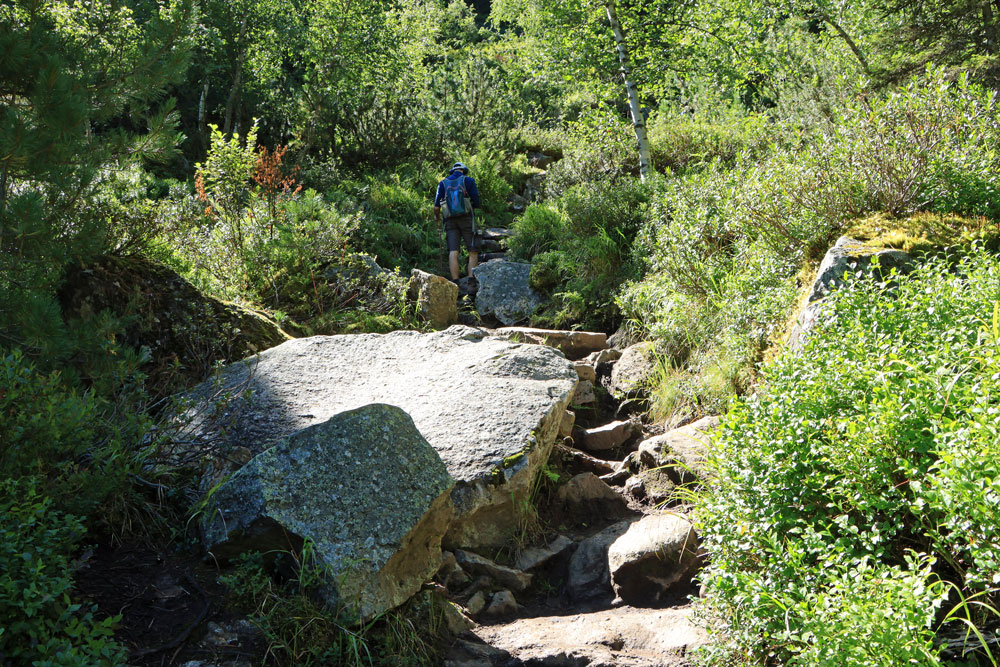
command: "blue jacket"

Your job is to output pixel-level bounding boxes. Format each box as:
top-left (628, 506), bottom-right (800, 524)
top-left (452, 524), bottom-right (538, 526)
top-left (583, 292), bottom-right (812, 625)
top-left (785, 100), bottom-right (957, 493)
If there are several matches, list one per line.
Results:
top-left (434, 171), bottom-right (481, 214)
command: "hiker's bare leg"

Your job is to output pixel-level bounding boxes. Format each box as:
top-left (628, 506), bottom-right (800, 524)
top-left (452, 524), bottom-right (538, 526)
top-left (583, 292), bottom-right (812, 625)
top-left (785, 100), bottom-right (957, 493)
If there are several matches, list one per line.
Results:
top-left (449, 250), bottom-right (460, 280)
top-left (468, 251), bottom-right (479, 277)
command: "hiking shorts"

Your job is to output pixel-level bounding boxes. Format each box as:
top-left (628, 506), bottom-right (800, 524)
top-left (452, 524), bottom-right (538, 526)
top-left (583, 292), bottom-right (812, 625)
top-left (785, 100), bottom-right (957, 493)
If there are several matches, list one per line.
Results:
top-left (444, 215), bottom-right (479, 252)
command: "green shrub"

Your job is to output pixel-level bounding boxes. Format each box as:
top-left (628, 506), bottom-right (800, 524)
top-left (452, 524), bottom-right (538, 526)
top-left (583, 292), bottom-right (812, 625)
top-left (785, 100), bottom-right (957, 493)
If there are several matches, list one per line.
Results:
top-left (544, 109), bottom-right (636, 198)
top-left (697, 248), bottom-right (1000, 665)
top-left (0, 348), bottom-right (129, 513)
top-left (508, 204), bottom-right (568, 260)
top-left (510, 177), bottom-right (652, 330)
top-left (647, 109), bottom-right (776, 174)
top-left (0, 480), bottom-right (126, 666)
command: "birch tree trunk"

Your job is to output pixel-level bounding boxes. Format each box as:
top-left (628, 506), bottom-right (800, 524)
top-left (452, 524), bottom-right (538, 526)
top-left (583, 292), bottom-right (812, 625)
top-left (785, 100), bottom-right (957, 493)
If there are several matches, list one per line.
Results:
top-left (604, 0), bottom-right (651, 181)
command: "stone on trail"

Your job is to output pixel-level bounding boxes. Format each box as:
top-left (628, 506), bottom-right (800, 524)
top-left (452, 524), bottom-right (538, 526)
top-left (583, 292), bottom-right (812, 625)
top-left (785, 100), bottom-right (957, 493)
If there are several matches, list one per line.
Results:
top-left (471, 605), bottom-right (707, 667)
top-left (637, 415), bottom-right (719, 483)
top-left (182, 326), bottom-right (578, 549)
top-left (573, 379), bottom-right (597, 405)
top-left (407, 269), bottom-right (458, 330)
top-left (201, 404), bottom-right (454, 621)
top-left (610, 341), bottom-right (660, 399)
top-left (553, 442), bottom-right (616, 477)
top-left (466, 590), bottom-right (487, 616)
top-left (454, 549), bottom-right (532, 592)
top-left (481, 227), bottom-right (513, 241)
top-left (567, 520), bottom-right (632, 602)
top-left (580, 420), bottom-right (634, 452)
top-left (494, 327), bottom-right (608, 360)
top-left (574, 361), bottom-right (597, 383)
top-left (472, 260), bottom-right (544, 325)
top-left (558, 409), bottom-right (576, 438)
top-left (608, 514), bottom-right (700, 607)
top-left (556, 473), bottom-right (629, 516)
top-left (515, 534), bottom-right (575, 572)
top-left (483, 590), bottom-right (519, 618)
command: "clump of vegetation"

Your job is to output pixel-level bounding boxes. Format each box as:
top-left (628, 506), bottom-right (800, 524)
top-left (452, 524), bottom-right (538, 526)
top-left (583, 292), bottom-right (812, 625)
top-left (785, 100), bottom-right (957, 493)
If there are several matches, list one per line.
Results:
top-left (221, 547), bottom-right (440, 666)
top-left (697, 248), bottom-right (1000, 665)
top-left (509, 177), bottom-right (652, 330)
top-left (0, 482), bottom-right (127, 666)
top-left (621, 69), bottom-right (1000, 422)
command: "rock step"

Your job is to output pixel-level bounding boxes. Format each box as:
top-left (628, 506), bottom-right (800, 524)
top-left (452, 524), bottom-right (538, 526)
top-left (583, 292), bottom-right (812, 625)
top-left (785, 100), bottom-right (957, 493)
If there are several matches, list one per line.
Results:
top-left (481, 227), bottom-right (512, 241)
top-left (478, 252), bottom-right (507, 262)
top-left (446, 605), bottom-right (706, 666)
top-left (493, 327), bottom-right (608, 361)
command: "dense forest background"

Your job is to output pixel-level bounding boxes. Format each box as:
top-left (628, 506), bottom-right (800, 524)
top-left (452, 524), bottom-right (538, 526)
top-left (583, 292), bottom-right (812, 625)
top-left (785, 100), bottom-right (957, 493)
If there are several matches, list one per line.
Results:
top-left (3, 0), bottom-right (1000, 663)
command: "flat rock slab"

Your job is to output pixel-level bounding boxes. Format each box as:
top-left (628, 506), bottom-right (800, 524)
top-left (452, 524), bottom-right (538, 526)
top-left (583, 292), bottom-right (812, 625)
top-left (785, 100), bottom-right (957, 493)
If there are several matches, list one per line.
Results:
top-left (454, 550), bottom-right (532, 592)
top-left (472, 605), bottom-right (707, 667)
top-left (581, 420), bottom-right (634, 452)
top-left (182, 326), bottom-right (578, 548)
top-left (473, 260), bottom-right (543, 325)
top-left (494, 327), bottom-right (608, 360)
top-left (202, 404), bottom-right (454, 620)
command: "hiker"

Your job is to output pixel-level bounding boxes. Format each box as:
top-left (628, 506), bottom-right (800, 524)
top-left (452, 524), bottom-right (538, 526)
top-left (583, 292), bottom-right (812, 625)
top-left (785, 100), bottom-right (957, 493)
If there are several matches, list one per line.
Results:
top-left (434, 161), bottom-right (482, 281)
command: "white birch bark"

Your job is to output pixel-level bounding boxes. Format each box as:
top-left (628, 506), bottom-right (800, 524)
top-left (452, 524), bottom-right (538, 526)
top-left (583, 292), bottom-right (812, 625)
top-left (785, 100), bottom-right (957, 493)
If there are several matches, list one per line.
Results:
top-left (604, 0), bottom-right (651, 180)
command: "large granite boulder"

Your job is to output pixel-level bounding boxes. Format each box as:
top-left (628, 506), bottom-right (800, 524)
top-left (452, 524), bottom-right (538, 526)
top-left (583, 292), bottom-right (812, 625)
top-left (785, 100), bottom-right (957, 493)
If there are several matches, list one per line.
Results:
top-left (181, 326), bottom-right (578, 549)
top-left (608, 514), bottom-right (700, 606)
top-left (408, 269), bottom-right (458, 330)
top-left (59, 255), bottom-right (291, 398)
top-left (473, 260), bottom-right (543, 325)
top-left (809, 236), bottom-right (913, 302)
top-left (202, 404), bottom-right (453, 620)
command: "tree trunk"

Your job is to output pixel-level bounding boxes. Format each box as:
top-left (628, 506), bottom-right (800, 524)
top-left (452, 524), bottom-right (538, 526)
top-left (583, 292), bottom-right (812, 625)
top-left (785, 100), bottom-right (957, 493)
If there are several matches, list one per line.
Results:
top-left (604, 0), bottom-right (651, 181)
top-left (820, 12), bottom-right (870, 75)
top-left (984, 0), bottom-right (998, 54)
top-left (197, 80), bottom-right (209, 153)
top-left (223, 18), bottom-right (249, 137)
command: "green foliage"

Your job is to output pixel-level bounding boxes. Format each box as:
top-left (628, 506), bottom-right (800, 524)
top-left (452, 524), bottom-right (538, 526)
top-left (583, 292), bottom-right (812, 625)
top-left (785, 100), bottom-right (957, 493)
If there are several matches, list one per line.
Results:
top-left (697, 249), bottom-right (1000, 665)
top-left (646, 107), bottom-right (776, 175)
top-left (509, 177), bottom-right (651, 330)
top-left (0, 348), bottom-right (151, 517)
top-left (0, 0), bottom-right (194, 356)
top-left (0, 481), bottom-right (127, 666)
top-left (623, 69), bottom-right (1000, 422)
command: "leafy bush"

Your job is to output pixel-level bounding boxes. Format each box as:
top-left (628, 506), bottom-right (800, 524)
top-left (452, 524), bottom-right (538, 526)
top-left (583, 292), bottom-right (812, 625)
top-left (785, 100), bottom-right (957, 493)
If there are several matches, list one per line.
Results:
top-left (544, 109), bottom-right (636, 198)
top-left (509, 177), bottom-right (652, 330)
top-left (0, 480), bottom-right (126, 666)
top-left (623, 69), bottom-right (1000, 422)
top-left (0, 348), bottom-right (136, 514)
top-left (647, 108), bottom-right (776, 174)
top-left (508, 204), bottom-right (568, 259)
top-left (697, 248), bottom-right (1000, 665)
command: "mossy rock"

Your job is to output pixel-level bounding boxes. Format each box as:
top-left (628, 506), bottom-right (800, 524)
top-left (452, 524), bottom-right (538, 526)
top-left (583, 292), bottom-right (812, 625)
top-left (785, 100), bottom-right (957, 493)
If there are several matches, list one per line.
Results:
top-left (59, 255), bottom-right (292, 397)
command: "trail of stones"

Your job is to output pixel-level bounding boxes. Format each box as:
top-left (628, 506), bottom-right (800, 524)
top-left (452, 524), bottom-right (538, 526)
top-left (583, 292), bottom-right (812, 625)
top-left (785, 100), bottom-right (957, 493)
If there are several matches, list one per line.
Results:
top-left (437, 325), bottom-right (717, 667)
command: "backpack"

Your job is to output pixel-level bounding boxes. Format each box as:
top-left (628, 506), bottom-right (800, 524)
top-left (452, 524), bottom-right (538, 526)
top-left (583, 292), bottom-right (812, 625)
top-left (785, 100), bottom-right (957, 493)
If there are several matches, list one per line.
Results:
top-left (442, 176), bottom-right (472, 219)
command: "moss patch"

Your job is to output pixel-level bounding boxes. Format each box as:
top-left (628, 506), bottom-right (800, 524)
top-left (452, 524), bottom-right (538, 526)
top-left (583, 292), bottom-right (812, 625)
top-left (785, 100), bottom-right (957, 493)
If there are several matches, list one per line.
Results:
top-left (844, 211), bottom-right (1000, 255)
